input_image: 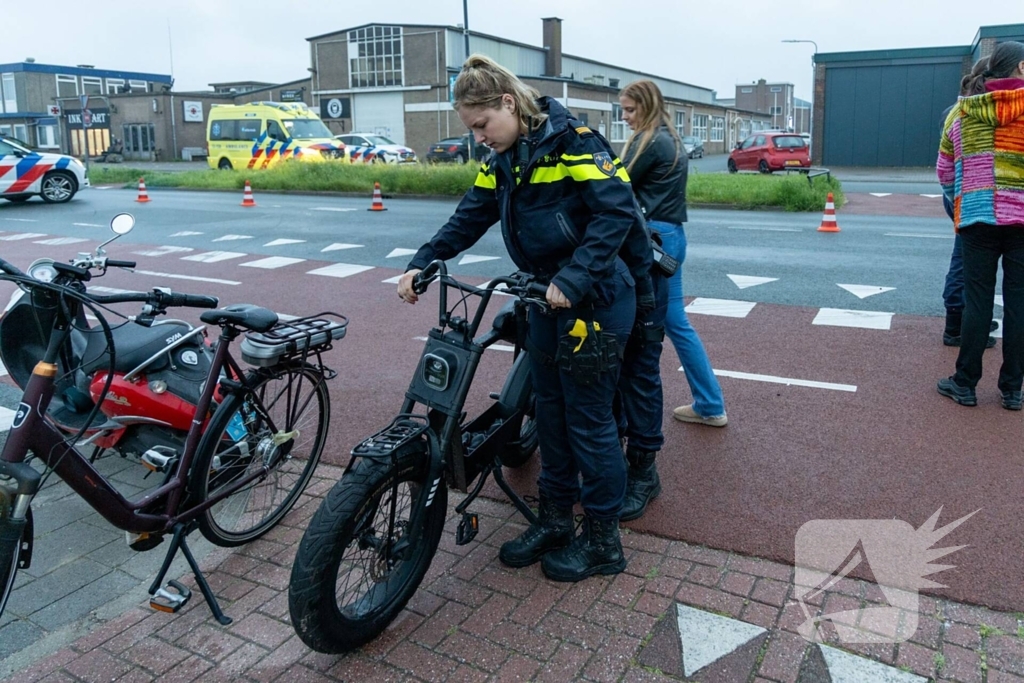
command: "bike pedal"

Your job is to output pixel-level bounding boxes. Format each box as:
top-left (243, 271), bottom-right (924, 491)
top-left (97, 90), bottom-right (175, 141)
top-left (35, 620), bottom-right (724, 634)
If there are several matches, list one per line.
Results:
top-left (150, 580), bottom-right (191, 614)
top-left (456, 512), bottom-right (479, 546)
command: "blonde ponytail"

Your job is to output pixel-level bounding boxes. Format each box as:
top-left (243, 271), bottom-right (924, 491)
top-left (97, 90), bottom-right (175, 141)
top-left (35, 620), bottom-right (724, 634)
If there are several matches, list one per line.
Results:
top-left (453, 54), bottom-right (545, 130)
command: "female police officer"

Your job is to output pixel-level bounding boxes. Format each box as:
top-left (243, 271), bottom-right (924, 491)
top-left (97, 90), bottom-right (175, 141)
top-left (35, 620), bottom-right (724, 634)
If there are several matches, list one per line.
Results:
top-left (398, 54), bottom-right (651, 582)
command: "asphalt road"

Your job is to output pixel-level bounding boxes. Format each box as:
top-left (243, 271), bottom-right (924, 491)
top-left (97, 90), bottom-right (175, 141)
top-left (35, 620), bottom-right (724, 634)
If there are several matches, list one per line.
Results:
top-left (2, 186), bottom-right (962, 317)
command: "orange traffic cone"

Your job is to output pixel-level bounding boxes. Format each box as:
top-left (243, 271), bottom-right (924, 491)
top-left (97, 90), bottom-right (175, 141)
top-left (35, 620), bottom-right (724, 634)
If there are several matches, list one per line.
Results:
top-left (817, 192), bottom-right (840, 233)
top-left (367, 181), bottom-right (387, 212)
top-left (135, 177), bottom-right (151, 203)
top-left (240, 180), bottom-right (256, 207)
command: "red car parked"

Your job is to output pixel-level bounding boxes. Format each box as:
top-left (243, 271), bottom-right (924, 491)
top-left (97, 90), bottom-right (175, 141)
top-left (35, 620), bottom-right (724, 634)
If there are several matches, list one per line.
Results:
top-left (728, 132), bottom-right (810, 173)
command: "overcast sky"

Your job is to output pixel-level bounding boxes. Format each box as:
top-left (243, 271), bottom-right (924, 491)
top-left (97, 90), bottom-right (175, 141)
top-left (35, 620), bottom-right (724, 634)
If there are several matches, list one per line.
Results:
top-left (3, 1), bottom-right (1019, 100)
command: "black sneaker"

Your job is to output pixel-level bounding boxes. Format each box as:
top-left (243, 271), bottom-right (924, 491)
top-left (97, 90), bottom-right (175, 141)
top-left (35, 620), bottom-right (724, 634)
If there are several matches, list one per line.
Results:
top-left (937, 377), bottom-right (977, 406)
top-left (1001, 390), bottom-right (1023, 411)
top-left (942, 334), bottom-right (997, 349)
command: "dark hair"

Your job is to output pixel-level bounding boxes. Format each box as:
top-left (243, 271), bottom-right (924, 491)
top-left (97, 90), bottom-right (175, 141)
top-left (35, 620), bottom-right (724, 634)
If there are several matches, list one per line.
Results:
top-left (962, 41), bottom-right (1024, 96)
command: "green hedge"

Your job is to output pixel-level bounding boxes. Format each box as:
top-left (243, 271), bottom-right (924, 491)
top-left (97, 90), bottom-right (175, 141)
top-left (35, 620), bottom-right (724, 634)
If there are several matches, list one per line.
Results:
top-left (91, 163), bottom-right (843, 211)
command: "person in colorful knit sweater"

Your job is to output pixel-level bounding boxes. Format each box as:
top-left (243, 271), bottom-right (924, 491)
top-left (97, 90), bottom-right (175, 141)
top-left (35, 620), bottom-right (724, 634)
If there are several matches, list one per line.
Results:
top-left (936, 41), bottom-right (1024, 411)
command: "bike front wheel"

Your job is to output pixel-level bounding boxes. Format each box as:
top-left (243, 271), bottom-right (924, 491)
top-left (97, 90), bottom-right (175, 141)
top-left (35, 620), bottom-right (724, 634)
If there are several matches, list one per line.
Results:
top-left (193, 364), bottom-right (329, 546)
top-left (289, 446), bottom-right (446, 653)
top-left (0, 489), bottom-right (25, 619)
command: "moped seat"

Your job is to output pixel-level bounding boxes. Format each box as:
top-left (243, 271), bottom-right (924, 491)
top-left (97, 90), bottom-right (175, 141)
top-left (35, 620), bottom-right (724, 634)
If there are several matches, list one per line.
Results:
top-left (490, 300), bottom-right (520, 342)
top-left (78, 320), bottom-right (194, 375)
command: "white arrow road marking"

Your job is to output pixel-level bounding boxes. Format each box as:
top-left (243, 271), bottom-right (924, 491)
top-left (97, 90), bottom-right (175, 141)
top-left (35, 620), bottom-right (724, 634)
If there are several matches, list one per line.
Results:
top-left (813, 308), bottom-right (894, 330)
top-left (458, 254), bottom-right (501, 265)
top-left (264, 238), bottom-right (306, 247)
top-left (727, 275), bottom-right (778, 290)
top-left (169, 231), bottom-right (203, 237)
top-left (212, 234), bottom-right (253, 242)
top-left (182, 251), bottom-right (246, 263)
top-left (869, 193), bottom-right (893, 197)
top-left (240, 256), bottom-right (306, 269)
top-left (386, 248), bottom-right (418, 258)
top-left (820, 644), bottom-right (927, 683)
top-left (685, 298), bottom-right (757, 318)
top-left (322, 243), bottom-right (364, 252)
top-left (676, 604), bottom-right (766, 677)
top-left (920, 194), bottom-right (943, 198)
top-left (307, 263), bottom-right (375, 278)
top-left (837, 284), bottom-right (896, 299)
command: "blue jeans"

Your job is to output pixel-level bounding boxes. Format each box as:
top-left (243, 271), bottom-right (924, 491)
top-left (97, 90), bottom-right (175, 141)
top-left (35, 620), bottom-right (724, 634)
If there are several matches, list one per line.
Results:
top-left (649, 221), bottom-right (726, 417)
top-left (943, 234), bottom-right (965, 312)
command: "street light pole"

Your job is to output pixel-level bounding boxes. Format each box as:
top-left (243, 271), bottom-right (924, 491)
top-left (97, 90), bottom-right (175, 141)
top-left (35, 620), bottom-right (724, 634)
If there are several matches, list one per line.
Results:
top-left (782, 39), bottom-right (818, 154)
top-left (463, 0), bottom-right (470, 59)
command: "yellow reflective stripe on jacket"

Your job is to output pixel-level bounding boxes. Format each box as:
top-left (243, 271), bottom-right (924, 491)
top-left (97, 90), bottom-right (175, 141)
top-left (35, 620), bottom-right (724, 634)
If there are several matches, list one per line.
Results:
top-left (474, 164), bottom-right (497, 190)
top-left (530, 156), bottom-right (630, 184)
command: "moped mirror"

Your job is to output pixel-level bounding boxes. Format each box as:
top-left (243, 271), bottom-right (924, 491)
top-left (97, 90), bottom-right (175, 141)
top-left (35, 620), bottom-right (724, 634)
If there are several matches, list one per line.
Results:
top-left (110, 213), bottom-right (135, 235)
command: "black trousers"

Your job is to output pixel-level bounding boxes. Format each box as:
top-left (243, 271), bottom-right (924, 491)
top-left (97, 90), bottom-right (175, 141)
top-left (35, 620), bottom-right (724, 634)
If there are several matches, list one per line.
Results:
top-left (954, 224), bottom-right (1024, 392)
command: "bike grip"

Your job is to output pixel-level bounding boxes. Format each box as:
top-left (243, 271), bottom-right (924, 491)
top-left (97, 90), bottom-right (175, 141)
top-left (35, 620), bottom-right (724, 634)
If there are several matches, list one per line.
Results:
top-left (527, 282), bottom-right (549, 299)
top-left (166, 293), bottom-right (220, 309)
top-left (106, 259), bottom-right (137, 269)
top-left (0, 258), bottom-right (25, 277)
top-left (412, 262), bottom-right (439, 295)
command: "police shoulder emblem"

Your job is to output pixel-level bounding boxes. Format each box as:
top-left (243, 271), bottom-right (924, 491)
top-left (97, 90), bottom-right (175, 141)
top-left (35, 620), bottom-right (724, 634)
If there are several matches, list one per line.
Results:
top-left (593, 152), bottom-right (616, 177)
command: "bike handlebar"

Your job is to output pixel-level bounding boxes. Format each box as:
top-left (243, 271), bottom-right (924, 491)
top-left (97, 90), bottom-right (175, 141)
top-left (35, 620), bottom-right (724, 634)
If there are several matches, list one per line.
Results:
top-left (0, 257), bottom-right (26, 278)
top-left (87, 288), bottom-right (220, 309)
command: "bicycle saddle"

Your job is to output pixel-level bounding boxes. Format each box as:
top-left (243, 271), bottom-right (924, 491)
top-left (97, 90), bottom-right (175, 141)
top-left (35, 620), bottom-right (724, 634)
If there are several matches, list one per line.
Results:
top-left (200, 304), bottom-right (279, 333)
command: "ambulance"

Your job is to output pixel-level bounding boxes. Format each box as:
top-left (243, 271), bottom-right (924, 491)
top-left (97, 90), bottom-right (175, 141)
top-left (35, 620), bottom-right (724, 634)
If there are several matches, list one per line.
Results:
top-left (206, 102), bottom-right (346, 170)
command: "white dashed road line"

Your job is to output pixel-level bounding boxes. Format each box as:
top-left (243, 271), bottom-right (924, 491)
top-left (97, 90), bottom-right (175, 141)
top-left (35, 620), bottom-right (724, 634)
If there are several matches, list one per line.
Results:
top-left (181, 251), bottom-right (246, 263)
top-left (685, 298), bottom-right (757, 318)
top-left (240, 256), bottom-right (306, 269)
top-left (134, 270), bottom-right (241, 285)
top-left (307, 263), bottom-right (375, 278)
top-left (885, 232), bottom-right (953, 239)
top-left (812, 308), bottom-right (894, 330)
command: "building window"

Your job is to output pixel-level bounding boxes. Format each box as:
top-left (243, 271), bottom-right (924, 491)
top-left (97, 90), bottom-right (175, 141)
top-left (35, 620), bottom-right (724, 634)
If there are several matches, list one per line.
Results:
top-left (36, 124), bottom-right (58, 148)
top-left (12, 124), bottom-right (28, 144)
top-left (611, 103), bottom-right (627, 142)
top-left (1, 73), bottom-right (15, 113)
top-left (692, 114), bottom-right (708, 142)
top-left (348, 25), bottom-right (403, 88)
top-left (769, 106), bottom-right (783, 115)
top-left (674, 110), bottom-right (686, 137)
top-left (106, 78), bottom-right (125, 94)
top-left (57, 74), bottom-right (78, 98)
top-left (711, 117), bottom-right (725, 142)
top-left (740, 87), bottom-right (753, 94)
top-left (770, 86), bottom-right (783, 92)
top-left (129, 80), bottom-right (148, 93)
top-left (82, 76), bottom-right (103, 95)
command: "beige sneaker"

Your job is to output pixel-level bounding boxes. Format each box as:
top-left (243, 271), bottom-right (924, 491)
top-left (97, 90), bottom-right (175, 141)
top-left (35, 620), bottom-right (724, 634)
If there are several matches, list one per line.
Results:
top-left (672, 404), bottom-right (728, 427)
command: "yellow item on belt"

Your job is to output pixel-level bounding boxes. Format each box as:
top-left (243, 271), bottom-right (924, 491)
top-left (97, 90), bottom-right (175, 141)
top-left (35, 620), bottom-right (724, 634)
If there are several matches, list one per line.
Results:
top-left (568, 319), bottom-right (601, 352)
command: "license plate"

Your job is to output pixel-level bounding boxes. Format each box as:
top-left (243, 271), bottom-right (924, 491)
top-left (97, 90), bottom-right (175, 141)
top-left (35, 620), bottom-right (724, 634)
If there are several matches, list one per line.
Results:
top-left (785, 160), bottom-right (801, 166)
top-left (434, 147), bottom-right (444, 152)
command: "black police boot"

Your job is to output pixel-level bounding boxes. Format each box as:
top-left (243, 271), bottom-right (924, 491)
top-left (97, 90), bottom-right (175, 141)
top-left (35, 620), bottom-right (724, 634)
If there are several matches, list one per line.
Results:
top-left (541, 515), bottom-right (627, 582)
top-left (499, 495), bottom-right (573, 568)
top-left (943, 309), bottom-right (963, 346)
top-left (620, 447), bottom-right (661, 522)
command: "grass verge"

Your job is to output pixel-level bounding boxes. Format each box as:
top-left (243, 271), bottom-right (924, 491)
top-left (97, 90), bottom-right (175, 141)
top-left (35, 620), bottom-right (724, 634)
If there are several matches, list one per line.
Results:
top-left (91, 162), bottom-right (844, 210)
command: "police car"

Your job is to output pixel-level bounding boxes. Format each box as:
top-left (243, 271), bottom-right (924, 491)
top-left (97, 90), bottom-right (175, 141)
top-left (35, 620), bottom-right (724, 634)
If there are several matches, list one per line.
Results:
top-left (0, 135), bottom-right (88, 203)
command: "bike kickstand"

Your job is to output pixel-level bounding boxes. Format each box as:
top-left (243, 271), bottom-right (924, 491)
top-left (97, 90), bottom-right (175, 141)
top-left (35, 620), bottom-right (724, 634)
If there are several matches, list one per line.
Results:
top-left (147, 522), bottom-right (232, 625)
top-left (492, 463), bottom-right (538, 526)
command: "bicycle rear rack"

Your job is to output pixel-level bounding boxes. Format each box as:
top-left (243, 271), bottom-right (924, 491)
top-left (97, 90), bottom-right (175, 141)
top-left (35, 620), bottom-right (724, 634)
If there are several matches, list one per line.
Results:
top-left (351, 415), bottom-right (430, 459)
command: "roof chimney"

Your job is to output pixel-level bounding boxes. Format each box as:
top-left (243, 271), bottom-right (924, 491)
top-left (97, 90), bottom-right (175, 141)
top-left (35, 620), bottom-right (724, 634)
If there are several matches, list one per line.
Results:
top-left (542, 17), bottom-right (562, 78)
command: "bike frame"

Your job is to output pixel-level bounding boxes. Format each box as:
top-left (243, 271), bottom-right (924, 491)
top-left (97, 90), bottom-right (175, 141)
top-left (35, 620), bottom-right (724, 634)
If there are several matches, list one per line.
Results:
top-left (0, 318), bottom-right (281, 535)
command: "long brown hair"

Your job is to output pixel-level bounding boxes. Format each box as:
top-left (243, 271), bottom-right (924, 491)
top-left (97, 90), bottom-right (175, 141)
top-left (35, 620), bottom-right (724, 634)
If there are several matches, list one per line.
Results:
top-left (618, 80), bottom-right (681, 174)
top-left (962, 41), bottom-right (1024, 96)
top-left (453, 54), bottom-right (545, 132)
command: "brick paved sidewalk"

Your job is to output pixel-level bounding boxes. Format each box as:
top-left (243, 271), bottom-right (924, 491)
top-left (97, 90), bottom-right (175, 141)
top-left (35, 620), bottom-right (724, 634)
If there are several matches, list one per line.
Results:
top-left (5, 464), bottom-right (1023, 683)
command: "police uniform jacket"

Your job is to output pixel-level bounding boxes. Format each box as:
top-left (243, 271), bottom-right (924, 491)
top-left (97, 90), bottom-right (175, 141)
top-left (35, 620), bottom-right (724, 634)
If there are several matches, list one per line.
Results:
top-left (408, 97), bottom-right (652, 307)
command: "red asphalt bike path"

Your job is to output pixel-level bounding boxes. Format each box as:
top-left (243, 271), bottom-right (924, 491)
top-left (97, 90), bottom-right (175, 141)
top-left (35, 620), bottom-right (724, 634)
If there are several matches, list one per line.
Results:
top-left (1, 236), bottom-right (1020, 618)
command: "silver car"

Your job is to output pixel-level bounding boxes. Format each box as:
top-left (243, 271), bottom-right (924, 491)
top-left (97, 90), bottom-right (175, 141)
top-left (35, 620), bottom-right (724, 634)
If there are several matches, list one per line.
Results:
top-left (682, 135), bottom-right (704, 159)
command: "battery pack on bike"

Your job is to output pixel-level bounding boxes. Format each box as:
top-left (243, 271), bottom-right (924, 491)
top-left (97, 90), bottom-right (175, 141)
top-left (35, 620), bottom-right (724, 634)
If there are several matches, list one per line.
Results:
top-left (239, 314), bottom-right (348, 367)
